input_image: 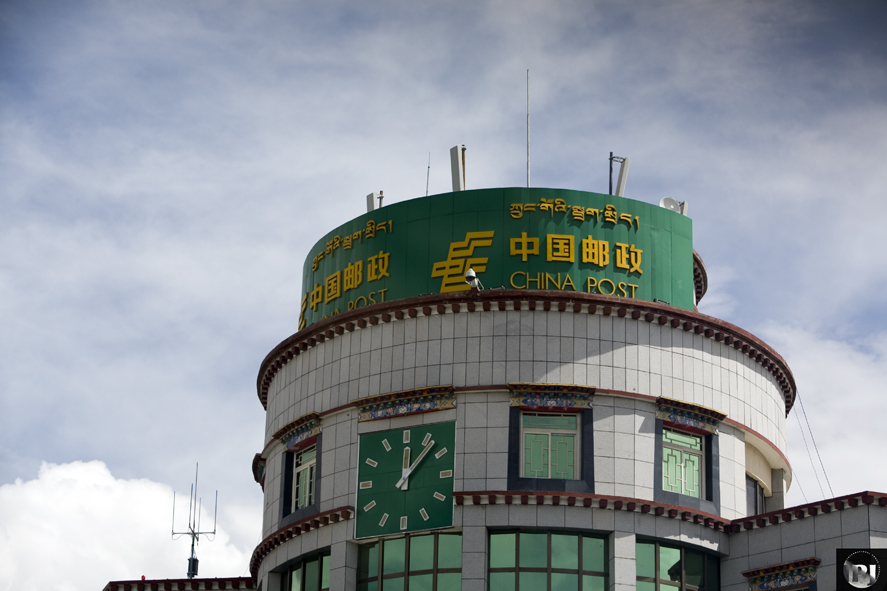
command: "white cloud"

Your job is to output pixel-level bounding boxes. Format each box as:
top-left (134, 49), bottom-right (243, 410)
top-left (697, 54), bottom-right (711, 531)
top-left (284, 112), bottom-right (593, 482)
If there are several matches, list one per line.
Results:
top-left (0, 461), bottom-right (257, 591)
top-left (759, 324), bottom-right (887, 506)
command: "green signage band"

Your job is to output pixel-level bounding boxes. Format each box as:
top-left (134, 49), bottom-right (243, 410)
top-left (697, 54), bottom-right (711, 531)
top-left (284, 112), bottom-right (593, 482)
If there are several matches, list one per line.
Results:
top-left (298, 188), bottom-right (694, 330)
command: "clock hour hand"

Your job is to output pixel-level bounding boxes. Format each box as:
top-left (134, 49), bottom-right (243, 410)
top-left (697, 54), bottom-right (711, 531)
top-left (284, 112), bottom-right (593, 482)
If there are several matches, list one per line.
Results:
top-left (396, 440), bottom-right (435, 490)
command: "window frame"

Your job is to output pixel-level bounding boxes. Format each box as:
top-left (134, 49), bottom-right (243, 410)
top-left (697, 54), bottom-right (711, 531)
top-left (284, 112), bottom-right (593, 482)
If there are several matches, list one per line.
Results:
top-left (292, 445), bottom-right (317, 511)
top-left (745, 474), bottom-right (766, 516)
top-left (281, 550), bottom-right (331, 591)
top-left (280, 433), bottom-right (322, 527)
top-left (519, 412), bottom-right (581, 480)
top-left (661, 428), bottom-right (705, 498)
top-left (488, 528), bottom-right (608, 591)
top-left (653, 420), bottom-right (719, 514)
top-left (507, 407), bottom-right (595, 493)
top-left (356, 531), bottom-right (463, 591)
top-left (635, 539), bottom-right (719, 591)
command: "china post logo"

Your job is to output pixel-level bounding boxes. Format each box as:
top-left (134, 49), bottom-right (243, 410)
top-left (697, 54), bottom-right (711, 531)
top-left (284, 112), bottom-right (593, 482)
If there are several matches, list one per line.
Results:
top-left (839, 549), bottom-right (887, 590)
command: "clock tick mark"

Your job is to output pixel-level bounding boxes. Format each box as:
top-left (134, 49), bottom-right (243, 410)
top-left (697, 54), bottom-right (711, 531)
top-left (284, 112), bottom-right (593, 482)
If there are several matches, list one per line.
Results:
top-left (420, 508), bottom-right (429, 521)
top-left (434, 447), bottom-right (448, 459)
top-left (400, 516), bottom-right (408, 530)
top-left (365, 458), bottom-right (378, 467)
top-left (379, 513), bottom-right (389, 527)
top-left (403, 430), bottom-right (410, 444)
top-left (422, 433), bottom-right (432, 446)
top-left (382, 439), bottom-right (391, 451)
top-left (440, 470), bottom-right (453, 478)
top-left (434, 492), bottom-right (446, 501)
top-left (360, 481), bottom-right (372, 489)
top-left (363, 501), bottom-right (376, 512)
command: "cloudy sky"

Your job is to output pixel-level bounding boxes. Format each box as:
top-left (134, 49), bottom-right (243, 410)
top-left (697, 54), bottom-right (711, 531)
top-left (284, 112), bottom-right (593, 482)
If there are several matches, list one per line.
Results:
top-left (2, 1), bottom-right (886, 589)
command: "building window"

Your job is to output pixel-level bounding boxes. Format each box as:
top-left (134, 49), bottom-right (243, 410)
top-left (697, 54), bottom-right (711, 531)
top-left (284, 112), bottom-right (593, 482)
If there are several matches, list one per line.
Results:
top-left (489, 530), bottom-right (608, 591)
top-left (357, 532), bottom-right (462, 591)
top-left (636, 541), bottom-right (719, 591)
top-left (284, 552), bottom-right (330, 591)
top-left (508, 408), bottom-right (594, 493)
top-left (662, 428), bottom-right (704, 498)
top-left (281, 435), bottom-right (322, 526)
top-left (293, 445), bottom-right (317, 511)
top-left (521, 413), bottom-right (580, 479)
top-left (746, 475), bottom-right (765, 516)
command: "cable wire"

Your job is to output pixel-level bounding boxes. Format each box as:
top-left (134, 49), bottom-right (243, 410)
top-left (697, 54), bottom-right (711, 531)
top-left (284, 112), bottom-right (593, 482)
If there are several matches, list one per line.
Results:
top-left (794, 408), bottom-right (825, 499)
top-left (796, 391), bottom-right (834, 497)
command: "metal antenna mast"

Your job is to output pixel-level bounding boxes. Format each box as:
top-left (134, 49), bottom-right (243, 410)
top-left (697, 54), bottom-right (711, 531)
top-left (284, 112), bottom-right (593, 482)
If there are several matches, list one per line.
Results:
top-left (527, 69), bottom-right (530, 188)
top-left (172, 464), bottom-right (218, 579)
top-left (426, 152), bottom-right (431, 197)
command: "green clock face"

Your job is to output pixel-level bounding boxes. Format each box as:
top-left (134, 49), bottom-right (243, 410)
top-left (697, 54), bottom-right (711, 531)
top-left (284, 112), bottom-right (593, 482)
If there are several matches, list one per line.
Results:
top-left (356, 421), bottom-right (456, 538)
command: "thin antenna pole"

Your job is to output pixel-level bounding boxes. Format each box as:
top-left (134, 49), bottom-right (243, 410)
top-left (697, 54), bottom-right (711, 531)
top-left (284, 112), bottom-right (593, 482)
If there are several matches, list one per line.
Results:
top-left (426, 152), bottom-right (431, 197)
top-left (609, 152), bottom-right (613, 195)
top-left (526, 69), bottom-right (530, 188)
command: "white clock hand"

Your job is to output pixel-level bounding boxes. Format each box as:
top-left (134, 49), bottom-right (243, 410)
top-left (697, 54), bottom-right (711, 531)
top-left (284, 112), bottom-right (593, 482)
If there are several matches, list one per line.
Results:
top-left (396, 440), bottom-right (435, 489)
top-left (400, 446), bottom-right (411, 491)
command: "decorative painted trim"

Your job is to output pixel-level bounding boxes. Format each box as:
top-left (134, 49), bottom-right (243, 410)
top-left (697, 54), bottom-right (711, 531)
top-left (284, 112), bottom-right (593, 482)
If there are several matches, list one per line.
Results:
top-left (256, 290), bottom-right (797, 416)
top-left (352, 385), bottom-right (456, 422)
top-left (656, 396), bottom-right (726, 434)
top-left (249, 506), bottom-right (354, 580)
top-left (507, 383), bottom-right (595, 410)
top-left (272, 413), bottom-right (321, 449)
top-left (251, 453), bottom-right (265, 489)
top-left (742, 557), bottom-right (820, 591)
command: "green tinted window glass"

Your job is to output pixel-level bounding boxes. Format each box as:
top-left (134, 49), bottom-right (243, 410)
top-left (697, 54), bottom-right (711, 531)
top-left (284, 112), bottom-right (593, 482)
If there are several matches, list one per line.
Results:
top-left (662, 448), bottom-right (683, 493)
top-left (523, 414), bottom-right (577, 430)
top-left (381, 577), bottom-right (403, 591)
top-left (304, 557), bottom-right (318, 591)
top-left (490, 533), bottom-right (516, 568)
top-left (550, 434), bottom-right (575, 479)
top-left (551, 533), bottom-right (579, 569)
top-left (359, 543), bottom-right (379, 579)
top-left (636, 581), bottom-right (656, 591)
top-left (551, 572), bottom-right (579, 591)
top-left (437, 572), bottom-right (462, 591)
top-left (320, 555), bottom-right (330, 590)
top-left (519, 571), bottom-right (548, 589)
top-left (583, 575), bottom-right (607, 591)
top-left (659, 545), bottom-right (682, 582)
top-left (524, 433), bottom-right (550, 477)
top-left (408, 574), bottom-right (432, 591)
top-left (685, 550), bottom-right (704, 587)
top-left (684, 453), bottom-right (701, 498)
top-left (291, 566), bottom-right (302, 591)
top-left (664, 430), bottom-right (701, 450)
top-left (438, 533), bottom-right (462, 569)
top-left (409, 535), bottom-right (435, 572)
top-left (636, 542), bottom-right (655, 578)
top-left (383, 538), bottom-right (406, 574)
top-left (582, 536), bottom-right (606, 573)
top-left (708, 554), bottom-right (720, 589)
top-left (489, 572), bottom-right (515, 591)
top-left (519, 532), bottom-right (548, 568)
top-left (299, 447), bottom-right (317, 464)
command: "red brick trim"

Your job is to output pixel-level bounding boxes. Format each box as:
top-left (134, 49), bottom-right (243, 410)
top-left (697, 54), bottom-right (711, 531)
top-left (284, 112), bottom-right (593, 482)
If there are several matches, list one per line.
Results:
top-left (102, 578), bottom-right (254, 591)
top-left (248, 506), bottom-right (354, 580)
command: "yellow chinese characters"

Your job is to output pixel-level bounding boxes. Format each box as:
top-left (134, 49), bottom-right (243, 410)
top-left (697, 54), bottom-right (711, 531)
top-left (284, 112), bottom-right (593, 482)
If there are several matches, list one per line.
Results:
top-left (615, 243), bottom-right (643, 274)
top-left (368, 251), bottom-right (390, 281)
top-left (307, 250), bottom-right (391, 311)
top-left (546, 234), bottom-right (575, 262)
top-left (431, 231), bottom-right (495, 293)
top-left (581, 235), bottom-right (609, 267)
top-left (510, 232), bottom-right (539, 261)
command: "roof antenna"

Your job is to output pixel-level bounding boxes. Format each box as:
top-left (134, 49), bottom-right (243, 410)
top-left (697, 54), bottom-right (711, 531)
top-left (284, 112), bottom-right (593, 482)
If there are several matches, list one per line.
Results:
top-left (450, 145), bottom-right (466, 191)
top-left (172, 464), bottom-right (218, 579)
top-left (608, 153), bottom-right (630, 196)
top-left (426, 152), bottom-right (431, 197)
top-left (527, 69), bottom-right (530, 188)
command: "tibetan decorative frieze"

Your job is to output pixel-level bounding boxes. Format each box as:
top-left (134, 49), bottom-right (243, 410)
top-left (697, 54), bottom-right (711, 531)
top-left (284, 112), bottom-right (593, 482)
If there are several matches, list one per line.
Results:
top-left (656, 396), bottom-right (726, 435)
top-left (741, 558), bottom-right (820, 591)
top-left (273, 412), bottom-right (322, 449)
top-left (508, 383), bottom-right (595, 410)
top-left (353, 385), bottom-right (456, 422)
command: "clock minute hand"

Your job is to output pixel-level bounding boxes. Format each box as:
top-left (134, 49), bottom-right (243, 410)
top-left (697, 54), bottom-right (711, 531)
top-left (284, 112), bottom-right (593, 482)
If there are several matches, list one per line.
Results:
top-left (396, 440), bottom-right (435, 489)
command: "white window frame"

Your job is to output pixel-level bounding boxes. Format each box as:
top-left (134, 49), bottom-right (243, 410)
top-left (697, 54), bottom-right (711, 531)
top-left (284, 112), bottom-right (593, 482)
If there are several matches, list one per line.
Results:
top-left (519, 412), bottom-right (581, 480)
top-left (292, 445), bottom-right (317, 511)
top-left (661, 427), bottom-right (705, 498)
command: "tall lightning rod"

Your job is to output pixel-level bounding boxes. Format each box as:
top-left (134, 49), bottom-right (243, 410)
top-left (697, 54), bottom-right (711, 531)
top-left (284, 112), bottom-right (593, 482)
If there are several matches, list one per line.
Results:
top-left (171, 464), bottom-right (218, 579)
top-left (527, 69), bottom-right (530, 188)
